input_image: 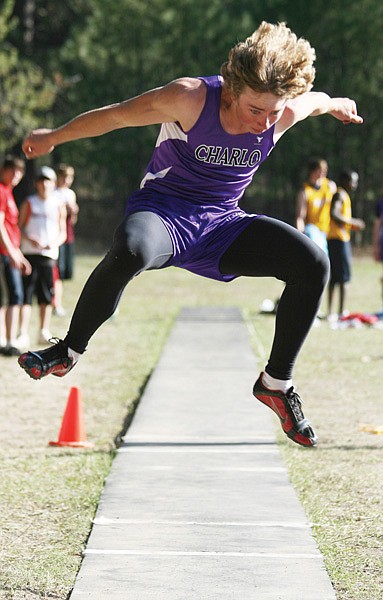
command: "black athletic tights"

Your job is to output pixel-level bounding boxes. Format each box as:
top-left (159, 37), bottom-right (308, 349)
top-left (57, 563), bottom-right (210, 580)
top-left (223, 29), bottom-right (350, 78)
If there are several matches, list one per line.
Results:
top-left (65, 212), bottom-right (329, 380)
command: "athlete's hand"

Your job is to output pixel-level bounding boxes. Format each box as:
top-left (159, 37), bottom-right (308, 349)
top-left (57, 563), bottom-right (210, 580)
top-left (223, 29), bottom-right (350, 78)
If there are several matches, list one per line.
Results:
top-left (329, 98), bottom-right (363, 125)
top-left (22, 129), bottom-right (56, 159)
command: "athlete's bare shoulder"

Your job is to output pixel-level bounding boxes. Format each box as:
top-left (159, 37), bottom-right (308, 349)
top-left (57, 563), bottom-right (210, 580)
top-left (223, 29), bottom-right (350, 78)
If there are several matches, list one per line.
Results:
top-left (168, 77), bottom-right (206, 99)
top-left (154, 77), bottom-right (207, 131)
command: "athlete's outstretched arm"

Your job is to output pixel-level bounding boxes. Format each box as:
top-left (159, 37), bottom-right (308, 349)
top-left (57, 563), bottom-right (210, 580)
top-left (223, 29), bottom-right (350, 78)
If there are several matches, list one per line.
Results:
top-left (275, 91), bottom-right (363, 139)
top-left (22, 78), bottom-right (205, 159)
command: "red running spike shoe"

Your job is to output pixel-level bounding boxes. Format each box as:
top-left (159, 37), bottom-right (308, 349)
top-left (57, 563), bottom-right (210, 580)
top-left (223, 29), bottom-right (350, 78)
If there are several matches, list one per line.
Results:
top-left (253, 372), bottom-right (318, 447)
top-left (18, 339), bottom-right (75, 380)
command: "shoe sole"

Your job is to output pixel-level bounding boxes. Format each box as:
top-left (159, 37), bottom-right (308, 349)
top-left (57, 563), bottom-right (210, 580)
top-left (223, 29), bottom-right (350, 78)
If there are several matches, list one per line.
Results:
top-left (18, 357), bottom-right (44, 380)
top-left (18, 355), bottom-right (73, 380)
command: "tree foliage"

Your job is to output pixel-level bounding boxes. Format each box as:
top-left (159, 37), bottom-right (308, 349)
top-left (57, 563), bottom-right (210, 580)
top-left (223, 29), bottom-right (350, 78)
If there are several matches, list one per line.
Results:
top-left (3, 0), bottom-right (382, 240)
top-left (0, 0), bottom-right (55, 153)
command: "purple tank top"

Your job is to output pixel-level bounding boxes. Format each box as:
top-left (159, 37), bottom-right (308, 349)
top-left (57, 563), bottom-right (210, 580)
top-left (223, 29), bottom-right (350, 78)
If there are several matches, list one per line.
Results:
top-left (140, 75), bottom-right (275, 207)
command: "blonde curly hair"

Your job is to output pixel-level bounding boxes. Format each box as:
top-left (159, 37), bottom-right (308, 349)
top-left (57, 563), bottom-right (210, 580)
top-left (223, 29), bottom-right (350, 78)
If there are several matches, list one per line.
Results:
top-left (221, 22), bottom-right (316, 99)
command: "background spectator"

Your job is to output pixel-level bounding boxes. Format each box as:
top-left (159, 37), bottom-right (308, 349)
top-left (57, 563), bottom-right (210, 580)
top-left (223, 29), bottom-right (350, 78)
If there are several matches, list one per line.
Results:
top-left (296, 157), bottom-right (336, 255)
top-left (18, 166), bottom-right (66, 345)
top-left (53, 163), bottom-right (79, 316)
top-left (0, 155), bottom-right (31, 355)
top-left (327, 169), bottom-right (365, 319)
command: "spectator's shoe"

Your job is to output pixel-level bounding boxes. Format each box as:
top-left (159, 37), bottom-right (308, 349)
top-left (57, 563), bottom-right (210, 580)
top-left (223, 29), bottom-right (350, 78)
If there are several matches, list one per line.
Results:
top-left (18, 339), bottom-right (74, 380)
top-left (38, 329), bottom-right (53, 345)
top-left (253, 372), bottom-right (318, 447)
top-left (1, 345), bottom-right (21, 357)
top-left (53, 306), bottom-right (67, 317)
top-left (16, 333), bottom-right (30, 349)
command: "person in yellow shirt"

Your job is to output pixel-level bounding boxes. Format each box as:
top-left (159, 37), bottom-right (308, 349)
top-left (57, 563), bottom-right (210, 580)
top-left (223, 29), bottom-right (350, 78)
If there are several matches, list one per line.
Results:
top-left (296, 157), bottom-right (336, 255)
top-left (327, 170), bottom-right (365, 319)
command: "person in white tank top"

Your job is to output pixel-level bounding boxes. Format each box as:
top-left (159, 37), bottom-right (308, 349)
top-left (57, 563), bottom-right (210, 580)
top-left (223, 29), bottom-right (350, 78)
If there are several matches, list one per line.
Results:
top-left (18, 166), bottom-right (67, 345)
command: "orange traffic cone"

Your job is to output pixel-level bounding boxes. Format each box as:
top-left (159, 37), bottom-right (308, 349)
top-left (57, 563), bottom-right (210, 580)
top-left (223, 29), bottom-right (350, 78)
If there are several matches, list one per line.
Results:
top-left (49, 386), bottom-right (94, 448)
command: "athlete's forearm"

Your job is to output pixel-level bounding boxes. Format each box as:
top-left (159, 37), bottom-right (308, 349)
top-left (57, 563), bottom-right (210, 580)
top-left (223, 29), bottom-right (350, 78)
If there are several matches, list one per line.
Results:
top-left (277, 91), bottom-right (363, 138)
top-left (309, 92), bottom-right (363, 124)
top-left (52, 105), bottom-right (125, 143)
top-left (22, 104), bottom-right (128, 159)
top-left (49, 92), bottom-right (170, 144)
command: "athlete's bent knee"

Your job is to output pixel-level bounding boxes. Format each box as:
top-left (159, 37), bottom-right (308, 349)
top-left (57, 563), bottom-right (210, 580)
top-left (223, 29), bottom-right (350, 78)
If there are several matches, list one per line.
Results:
top-left (304, 246), bottom-right (330, 291)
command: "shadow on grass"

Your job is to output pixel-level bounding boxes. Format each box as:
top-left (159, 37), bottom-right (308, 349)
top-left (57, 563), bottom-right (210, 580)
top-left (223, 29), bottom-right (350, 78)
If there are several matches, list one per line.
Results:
top-left (319, 444), bottom-right (383, 451)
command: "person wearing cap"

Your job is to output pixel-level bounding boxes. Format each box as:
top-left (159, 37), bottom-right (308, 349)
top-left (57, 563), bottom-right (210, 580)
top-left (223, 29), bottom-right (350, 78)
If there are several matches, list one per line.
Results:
top-left (18, 166), bottom-right (67, 345)
top-left (0, 155), bottom-right (32, 355)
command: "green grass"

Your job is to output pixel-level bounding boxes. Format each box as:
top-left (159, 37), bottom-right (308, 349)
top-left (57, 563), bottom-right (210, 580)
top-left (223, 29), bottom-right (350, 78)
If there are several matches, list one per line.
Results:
top-left (278, 322), bottom-right (383, 599)
top-left (1, 253), bottom-right (382, 599)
